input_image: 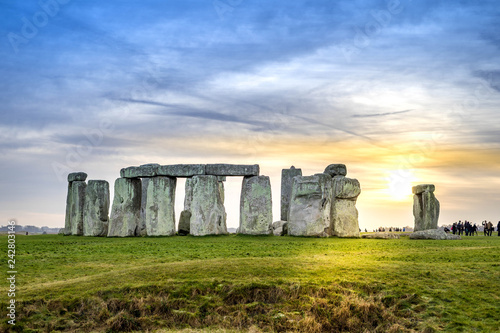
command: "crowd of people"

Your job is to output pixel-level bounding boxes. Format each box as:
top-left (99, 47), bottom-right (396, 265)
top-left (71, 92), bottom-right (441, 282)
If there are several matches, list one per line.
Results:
top-left (369, 227), bottom-right (406, 233)
top-left (449, 220), bottom-right (500, 236)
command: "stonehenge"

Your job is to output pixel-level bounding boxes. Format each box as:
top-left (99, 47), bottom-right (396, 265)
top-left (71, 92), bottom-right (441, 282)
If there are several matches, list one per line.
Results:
top-left (63, 163), bottom-right (362, 238)
top-left (286, 164), bottom-right (361, 238)
top-left (280, 166), bottom-right (302, 221)
top-left (288, 173), bottom-right (333, 237)
top-left (184, 175), bottom-right (227, 236)
top-left (64, 172), bottom-right (87, 236)
top-left (239, 176), bottom-right (273, 235)
top-left (108, 178), bottom-right (142, 237)
top-left (413, 184), bottom-right (440, 231)
top-left (83, 180), bottom-right (110, 237)
top-left (144, 177), bottom-right (176, 236)
top-left (331, 175), bottom-right (361, 238)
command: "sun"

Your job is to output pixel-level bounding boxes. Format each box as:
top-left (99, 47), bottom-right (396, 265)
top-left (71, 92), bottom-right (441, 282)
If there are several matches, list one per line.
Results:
top-left (386, 170), bottom-right (417, 201)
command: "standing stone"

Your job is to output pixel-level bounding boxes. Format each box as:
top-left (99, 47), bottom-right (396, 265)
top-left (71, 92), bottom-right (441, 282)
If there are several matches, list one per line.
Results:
top-left (83, 180), bottom-right (110, 237)
top-left (64, 183), bottom-right (72, 235)
top-left (64, 180), bottom-right (87, 235)
top-left (144, 176), bottom-right (177, 236)
top-left (288, 173), bottom-right (333, 237)
top-left (413, 184), bottom-right (440, 232)
top-left (184, 175), bottom-right (227, 236)
top-left (139, 178), bottom-right (150, 236)
top-left (108, 178), bottom-right (142, 237)
top-left (218, 180), bottom-right (225, 204)
top-left (64, 172), bottom-right (87, 236)
top-left (239, 176), bottom-right (273, 235)
top-left (331, 176), bottom-right (361, 238)
top-left (280, 166), bottom-right (302, 221)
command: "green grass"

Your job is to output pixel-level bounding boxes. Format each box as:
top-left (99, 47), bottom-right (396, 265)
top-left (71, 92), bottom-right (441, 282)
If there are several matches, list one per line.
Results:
top-left (1, 234), bottom-right (499, 332)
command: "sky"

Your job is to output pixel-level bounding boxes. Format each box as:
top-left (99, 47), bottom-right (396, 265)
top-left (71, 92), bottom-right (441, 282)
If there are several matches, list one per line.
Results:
top-left (1, 0), bottom-right (500, 230)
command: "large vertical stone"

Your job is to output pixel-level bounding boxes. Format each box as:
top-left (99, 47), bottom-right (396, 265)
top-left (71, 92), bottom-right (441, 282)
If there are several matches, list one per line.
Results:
top-left (413, 184), bottom-right (440, 231)
top-left (184, 175), bottom-right (227, 236)
top-left (331, 176), bottom-right (361, 238)
top-left (144, 176), bottom-right (177, 236)
top-left (108, 178), bottom-right (142, 237)
top-left (218, 179), bottom-right (225, 204)
top-left (288, 173), bottom-right (332, 237)
top-left (83, 180), bottom-right (110, 237)
top-left (239, 176), bottom-right (273, 235)
top-left (64, 180), bottom-right (87, 235)
top-left (139, 178), bottom-right (150, 236)
top-left (281, 166), bottom-right (302, 221)
top-left (64, 183), bottom-right (72, 235)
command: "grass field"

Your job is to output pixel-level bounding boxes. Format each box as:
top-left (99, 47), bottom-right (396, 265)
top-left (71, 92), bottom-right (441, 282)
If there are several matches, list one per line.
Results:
top-left (1, 234), bottom-right (499, 332)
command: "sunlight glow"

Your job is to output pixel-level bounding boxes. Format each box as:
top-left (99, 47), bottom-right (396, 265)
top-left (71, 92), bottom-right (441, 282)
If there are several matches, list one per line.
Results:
top-left (386, 170), bottom-right (417, 201)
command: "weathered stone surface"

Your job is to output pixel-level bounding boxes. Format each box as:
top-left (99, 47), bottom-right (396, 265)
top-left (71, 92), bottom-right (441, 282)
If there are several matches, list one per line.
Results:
top-left (217, 176), bottom-right (227, 182)
top-left (58, 228), bottom-right (65, 235)
top-left (331, 176), bottom-right (361, 238)
top-left (120, 164), bottom-right (159, 178)
top-left (83, 180), bottom-right (110, 237)
top-left (281, 166), bottom-right (302, 221)
top-left (108, 178), bottom-right (142, 237)
top-left (332, 177), bottom-right (361, 199)
top-left (144, 176), bottom-right (176, 236)
top-left (282, 222), bottom-right (288, 235)
top-left (178, 210), bottom-right (191, 236)
top-left (185, 175), bottom-right (227, 236)
top-left (139, 178), bottom-right (149, 236)
top-left (184, 178), bottom-right (194, 210)
top-left (218, 180), bottom-right (225, 204)
top-left (64, 184), bottom-right (72, 235)
top-left (362, 233), bottom-right (400, 239)
top-left (157, 164), bottom-right (205, 177)
top-left (412, 184), bottom-right (435, 195)
top-left (324, 164), bottom-right (347, 177)
top-left (239, 176), bottom-right (273, 235)
top-left (64, 181), bottom-right (86, 235)
top-left (331, 200), bottom-right (360, 237)
top-left (413, 184), bottom-right (440, 232)
top-left (288, 173), bottom-right (332, 237)
top-left (68, 172), bottom-right (87, 182)
top-left (272, 221), bottom-right (286, 236)
top-left (205, 164), bottom-right (259, 176)
top-left (410, 229), bottom-right (461, 240)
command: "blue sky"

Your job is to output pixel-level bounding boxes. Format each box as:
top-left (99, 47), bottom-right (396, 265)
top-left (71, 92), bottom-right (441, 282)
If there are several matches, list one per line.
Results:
top-left (1, 0), bottom-right (500, 229)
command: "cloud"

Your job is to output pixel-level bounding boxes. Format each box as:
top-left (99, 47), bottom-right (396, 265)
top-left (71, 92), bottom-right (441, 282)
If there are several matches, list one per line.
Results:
top-left (351, 109), bottom-right (414, 118)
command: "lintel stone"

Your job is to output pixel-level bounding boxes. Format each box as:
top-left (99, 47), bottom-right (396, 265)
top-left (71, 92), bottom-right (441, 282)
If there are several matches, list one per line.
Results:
top-left (205, 164), bottom-right (259, 176)
top-left (412, 184), bottom-right (435, 194)
top-left (157, 164), bottom-right (205, 177)
top-left (68, 172), bottom-right (87, 182)
top-left (120, 164), bottom-right (159, 178)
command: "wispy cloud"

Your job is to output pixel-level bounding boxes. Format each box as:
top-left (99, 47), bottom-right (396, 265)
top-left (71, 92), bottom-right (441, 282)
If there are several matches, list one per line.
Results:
top-left (351, 109), bottom-right (415, 118)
